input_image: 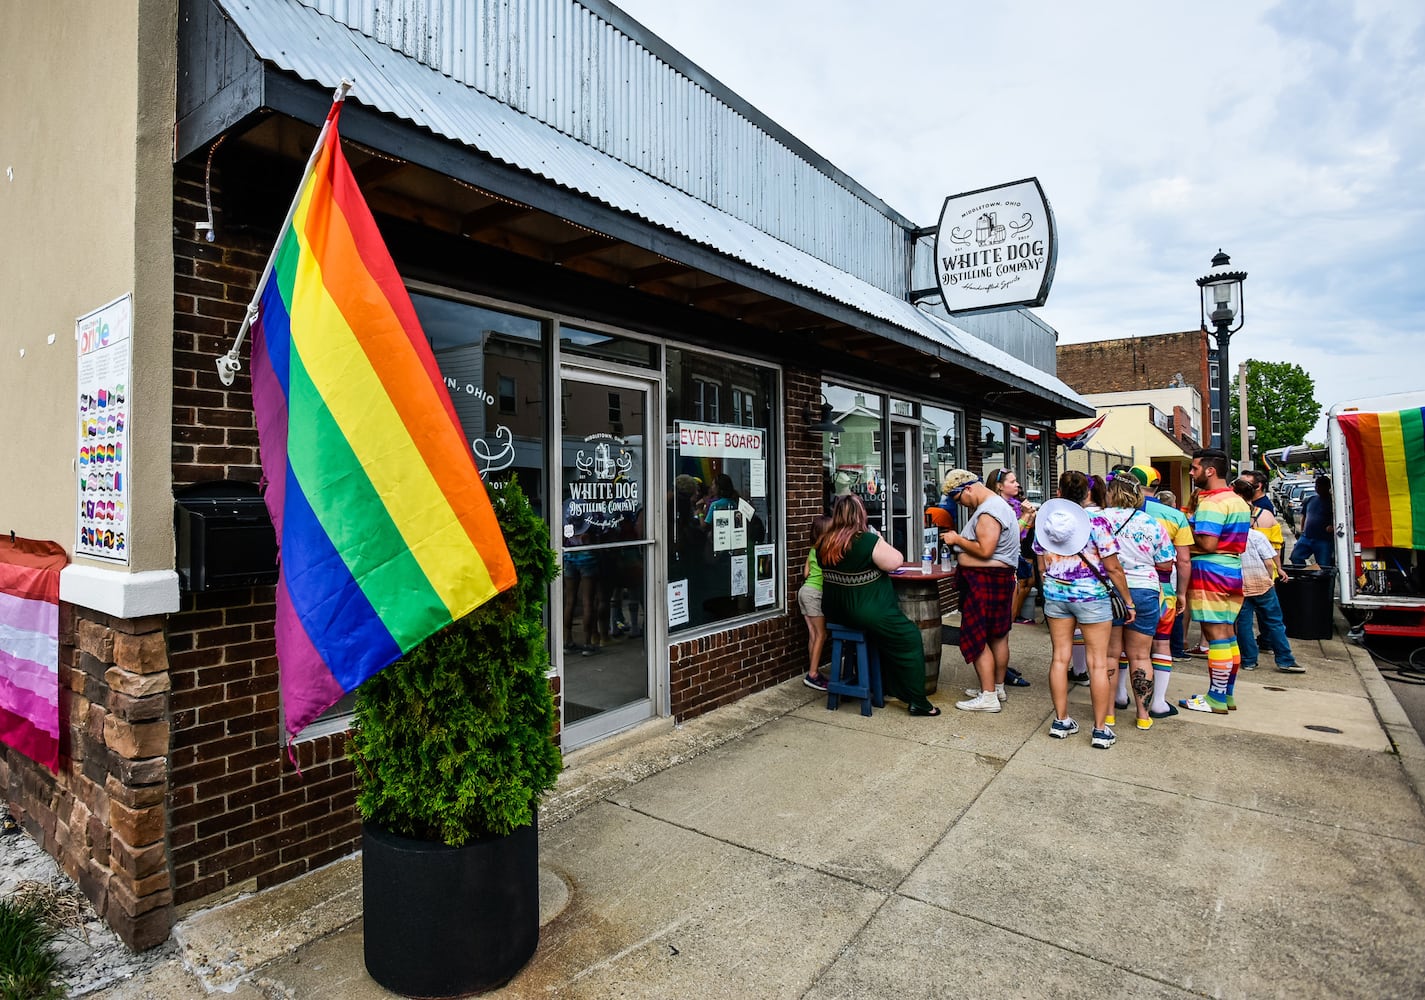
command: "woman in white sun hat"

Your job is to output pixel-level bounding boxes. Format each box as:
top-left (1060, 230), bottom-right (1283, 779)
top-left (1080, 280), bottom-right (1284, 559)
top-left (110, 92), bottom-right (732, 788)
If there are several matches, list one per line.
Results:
top-left (1034, 470), bottom-right (1135, 749)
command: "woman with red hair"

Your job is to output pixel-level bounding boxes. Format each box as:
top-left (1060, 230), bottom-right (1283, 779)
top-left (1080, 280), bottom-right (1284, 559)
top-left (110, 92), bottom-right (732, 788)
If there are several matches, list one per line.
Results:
top-left (819, 494), bottom-right (940, 716)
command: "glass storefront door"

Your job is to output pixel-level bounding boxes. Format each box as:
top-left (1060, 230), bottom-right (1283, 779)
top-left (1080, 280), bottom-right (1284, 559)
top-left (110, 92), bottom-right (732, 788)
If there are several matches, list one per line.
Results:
top-left (558, 368), bottom-right (658, 748)
top-left (888, 423), bottom-right (915, 559)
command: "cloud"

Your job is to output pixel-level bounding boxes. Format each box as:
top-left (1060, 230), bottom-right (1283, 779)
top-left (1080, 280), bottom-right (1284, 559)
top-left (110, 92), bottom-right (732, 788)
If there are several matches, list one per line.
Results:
top-left (613, 0), bottom-right (1425, 436)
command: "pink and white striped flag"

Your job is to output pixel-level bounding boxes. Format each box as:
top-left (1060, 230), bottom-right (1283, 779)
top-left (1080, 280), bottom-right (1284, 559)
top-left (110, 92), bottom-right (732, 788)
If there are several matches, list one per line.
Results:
top-left (0, 538), bottom-right (67, 772)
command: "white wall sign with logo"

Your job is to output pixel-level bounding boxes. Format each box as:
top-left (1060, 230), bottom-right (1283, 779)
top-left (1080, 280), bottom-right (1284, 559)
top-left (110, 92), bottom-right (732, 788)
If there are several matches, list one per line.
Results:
top-left (565, 432), bottom-right (640, 536)
top-left (676, 420), bottom-right (765, 459)
top-left (75, 294), bottom-right (133, 564)
top-left (933, 178), bottom-right (1057, 314)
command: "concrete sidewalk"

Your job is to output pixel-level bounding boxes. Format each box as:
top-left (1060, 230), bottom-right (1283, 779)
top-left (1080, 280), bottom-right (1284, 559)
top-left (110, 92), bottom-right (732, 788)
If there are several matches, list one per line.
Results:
top-left (96, 612), bottom-right (1425, 999)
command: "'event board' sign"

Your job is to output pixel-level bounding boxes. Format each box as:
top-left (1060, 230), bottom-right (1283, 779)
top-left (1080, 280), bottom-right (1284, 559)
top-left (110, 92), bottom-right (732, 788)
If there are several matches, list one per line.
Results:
top-left (933, 178), bottom-right (1056, 314)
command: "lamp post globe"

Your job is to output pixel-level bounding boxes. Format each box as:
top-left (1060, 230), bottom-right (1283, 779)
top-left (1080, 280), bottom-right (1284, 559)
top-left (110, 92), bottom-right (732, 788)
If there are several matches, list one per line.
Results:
top-left (1196, 250), bottom-right (1247, 464)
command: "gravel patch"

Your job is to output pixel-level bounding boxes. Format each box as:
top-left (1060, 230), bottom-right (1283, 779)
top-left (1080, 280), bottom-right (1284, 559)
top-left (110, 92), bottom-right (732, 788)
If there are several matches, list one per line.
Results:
top-left (1, 809), bottom-right (176, 997)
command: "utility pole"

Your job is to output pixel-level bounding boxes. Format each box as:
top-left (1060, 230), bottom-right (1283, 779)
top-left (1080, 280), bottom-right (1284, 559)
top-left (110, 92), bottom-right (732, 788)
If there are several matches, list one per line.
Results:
top-left (1238, 361), bottom-right (1252, 472)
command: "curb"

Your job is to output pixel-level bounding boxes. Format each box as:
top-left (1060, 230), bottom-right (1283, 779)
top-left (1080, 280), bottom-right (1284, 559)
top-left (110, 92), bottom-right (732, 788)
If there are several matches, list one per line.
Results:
top-left (1338, 609), bottom-right (1425, 809)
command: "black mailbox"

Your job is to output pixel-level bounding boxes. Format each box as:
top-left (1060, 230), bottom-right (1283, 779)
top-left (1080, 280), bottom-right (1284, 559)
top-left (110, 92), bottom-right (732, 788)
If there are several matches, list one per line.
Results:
top-left (175, 481), bottom-right (278, 591)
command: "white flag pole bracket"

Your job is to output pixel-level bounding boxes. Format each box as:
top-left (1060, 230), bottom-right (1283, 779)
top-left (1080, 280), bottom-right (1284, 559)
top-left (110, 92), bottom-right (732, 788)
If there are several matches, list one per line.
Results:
top-left (214, 79), bottom-right (354, 387)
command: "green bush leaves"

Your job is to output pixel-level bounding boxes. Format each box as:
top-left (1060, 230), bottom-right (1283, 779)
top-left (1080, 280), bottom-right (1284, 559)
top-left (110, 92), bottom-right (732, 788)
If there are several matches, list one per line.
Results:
top-left (0, 896), bottom-right (65, 1000)
top-left (348, 478), bottom-right (563, 844)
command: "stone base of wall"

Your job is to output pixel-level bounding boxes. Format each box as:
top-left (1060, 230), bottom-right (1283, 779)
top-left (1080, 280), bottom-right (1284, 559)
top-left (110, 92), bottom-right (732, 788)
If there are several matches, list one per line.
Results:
top-left (1, 606), bottom-right (173, 951)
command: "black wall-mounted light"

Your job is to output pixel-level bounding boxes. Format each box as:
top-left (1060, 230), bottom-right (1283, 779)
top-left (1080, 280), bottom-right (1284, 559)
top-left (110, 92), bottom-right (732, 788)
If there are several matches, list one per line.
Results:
top-left (807, 395), bottom-right (845, 435)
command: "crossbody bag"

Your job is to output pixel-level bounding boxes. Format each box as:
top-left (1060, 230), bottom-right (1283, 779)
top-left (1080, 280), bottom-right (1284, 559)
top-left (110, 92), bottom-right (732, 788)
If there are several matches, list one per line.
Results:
top-left (1077, 553), bottom-right (1129, 619)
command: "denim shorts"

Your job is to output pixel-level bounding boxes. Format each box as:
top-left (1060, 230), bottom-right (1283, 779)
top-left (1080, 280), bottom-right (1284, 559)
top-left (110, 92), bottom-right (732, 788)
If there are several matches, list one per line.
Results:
top-left (1044, 596), bottom-right (1112, 625)
top-left (1113, 587), bottom-right (1161, 637)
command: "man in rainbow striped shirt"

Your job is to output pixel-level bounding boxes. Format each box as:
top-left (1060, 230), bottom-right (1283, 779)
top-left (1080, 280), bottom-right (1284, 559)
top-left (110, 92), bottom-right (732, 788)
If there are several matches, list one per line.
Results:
top-left (1182, 449), bottom-right (1252, 714)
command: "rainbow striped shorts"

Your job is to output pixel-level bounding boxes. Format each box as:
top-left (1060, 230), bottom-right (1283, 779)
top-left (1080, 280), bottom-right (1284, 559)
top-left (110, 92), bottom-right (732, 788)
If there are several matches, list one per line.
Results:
top-left (1188, 556), bottom-right (1244, 624)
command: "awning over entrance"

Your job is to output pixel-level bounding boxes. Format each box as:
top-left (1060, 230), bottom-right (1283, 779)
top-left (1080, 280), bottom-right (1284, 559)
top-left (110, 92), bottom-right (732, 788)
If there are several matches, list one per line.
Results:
top-left (179, 0), bottom-right (1092, 419)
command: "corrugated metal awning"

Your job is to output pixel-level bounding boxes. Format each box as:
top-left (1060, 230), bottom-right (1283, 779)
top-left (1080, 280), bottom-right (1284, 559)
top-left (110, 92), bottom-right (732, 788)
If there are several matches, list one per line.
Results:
top-left (192, 0), bottom-right (1091, 415)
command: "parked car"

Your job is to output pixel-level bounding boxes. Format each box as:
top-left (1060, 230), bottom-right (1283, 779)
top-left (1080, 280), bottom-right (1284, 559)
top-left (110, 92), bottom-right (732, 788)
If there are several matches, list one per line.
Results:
top-left (1283, 481), bottom-right (1315, 529)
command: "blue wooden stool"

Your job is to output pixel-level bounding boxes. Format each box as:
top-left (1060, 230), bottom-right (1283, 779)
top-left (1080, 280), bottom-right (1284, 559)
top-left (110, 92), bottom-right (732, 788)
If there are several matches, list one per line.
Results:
top-left (825, 624), bottom-right (884, 716)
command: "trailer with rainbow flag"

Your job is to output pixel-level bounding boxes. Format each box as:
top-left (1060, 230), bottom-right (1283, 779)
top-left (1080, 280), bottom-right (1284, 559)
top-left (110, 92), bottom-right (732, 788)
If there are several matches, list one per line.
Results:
top-left (1323, 392), bottom-right (1425, 638)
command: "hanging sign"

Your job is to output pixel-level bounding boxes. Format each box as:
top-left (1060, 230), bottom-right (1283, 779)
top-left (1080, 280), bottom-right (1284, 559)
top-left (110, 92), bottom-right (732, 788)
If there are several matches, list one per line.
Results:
top-left (933, 177), bottom-right (1057, 314)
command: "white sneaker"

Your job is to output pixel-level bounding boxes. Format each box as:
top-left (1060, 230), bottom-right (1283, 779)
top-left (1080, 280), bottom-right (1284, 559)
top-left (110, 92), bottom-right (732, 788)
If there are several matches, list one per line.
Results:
top-left (955, 690), bottom-right (1002, 713)
top-left (962, 684), bottom-right (1007, 702)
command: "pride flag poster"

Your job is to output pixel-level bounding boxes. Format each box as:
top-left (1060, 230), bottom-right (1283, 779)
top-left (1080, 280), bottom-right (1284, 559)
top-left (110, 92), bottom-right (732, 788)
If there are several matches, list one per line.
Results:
top-left (249, 96), bottom-right (516, 739)
top-left (1337, 406), bottom-right (1425, 550)
top-left (0, 537), bottom-right (67, 772)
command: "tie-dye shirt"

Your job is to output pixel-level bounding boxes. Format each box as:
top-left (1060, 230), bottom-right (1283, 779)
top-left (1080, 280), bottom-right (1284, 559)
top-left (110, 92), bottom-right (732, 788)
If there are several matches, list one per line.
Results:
top-left (1034, 511), bottom-right (1120, 602)
top-left (1143, 498), bottom-right (1193, 596)
top-left (1097, 507), bottom-right (1175, 591)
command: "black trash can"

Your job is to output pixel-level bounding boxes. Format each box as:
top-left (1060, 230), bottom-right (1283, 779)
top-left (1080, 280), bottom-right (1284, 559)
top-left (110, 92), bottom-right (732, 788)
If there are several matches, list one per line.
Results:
top-left (1278, 567), bottom-right (1336, 640)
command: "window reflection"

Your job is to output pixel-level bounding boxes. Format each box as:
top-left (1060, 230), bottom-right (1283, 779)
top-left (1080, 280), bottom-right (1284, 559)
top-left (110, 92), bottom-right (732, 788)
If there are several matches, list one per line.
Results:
top-left (820, 383), bottom-right (886, 528)
top-left (411, 293), bottom-right (546, 514)
top-left (980, 417), bottom-right (1009, 480)
top-left (560, 324), bottom-right (657, 369)
top-left (922, 405), bottom-right (963, 508)
top-left (1018, 425), bottom-right (1046, 503)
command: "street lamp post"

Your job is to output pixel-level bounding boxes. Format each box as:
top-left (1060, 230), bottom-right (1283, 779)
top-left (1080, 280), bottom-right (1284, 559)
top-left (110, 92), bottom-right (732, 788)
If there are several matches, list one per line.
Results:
top-left (1196, 249), bottom-right (1247, 464)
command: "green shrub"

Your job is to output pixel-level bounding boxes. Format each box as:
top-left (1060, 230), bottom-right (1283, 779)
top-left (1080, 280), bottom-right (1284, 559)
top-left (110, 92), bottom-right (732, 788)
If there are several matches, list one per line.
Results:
top-left (0, 896), bottom-right (65, 1000)
top-left (348, 478), bottom-right (563, 844)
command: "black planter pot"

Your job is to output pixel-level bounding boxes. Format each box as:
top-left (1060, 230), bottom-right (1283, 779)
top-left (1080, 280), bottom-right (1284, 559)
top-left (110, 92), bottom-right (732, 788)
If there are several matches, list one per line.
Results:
top-left (362, 818), bottom-right (540, 998)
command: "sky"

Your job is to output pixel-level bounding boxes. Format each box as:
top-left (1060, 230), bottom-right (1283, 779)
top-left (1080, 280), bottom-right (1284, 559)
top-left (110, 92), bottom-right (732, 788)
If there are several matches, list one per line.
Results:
top-left (612, 0), bottom-right (1425, 441)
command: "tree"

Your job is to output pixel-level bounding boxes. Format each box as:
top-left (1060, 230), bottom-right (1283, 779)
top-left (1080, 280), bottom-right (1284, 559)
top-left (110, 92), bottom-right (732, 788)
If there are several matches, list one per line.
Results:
top-left (1230, 360), bottom-right (1321, 458)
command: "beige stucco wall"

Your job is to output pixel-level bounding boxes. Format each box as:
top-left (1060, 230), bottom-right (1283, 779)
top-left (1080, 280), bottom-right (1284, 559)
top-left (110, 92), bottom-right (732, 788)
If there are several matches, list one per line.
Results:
top-left (0, 0), bottom-right (176, 575)
top-left (1081, 387), bottom-right (1203, 444)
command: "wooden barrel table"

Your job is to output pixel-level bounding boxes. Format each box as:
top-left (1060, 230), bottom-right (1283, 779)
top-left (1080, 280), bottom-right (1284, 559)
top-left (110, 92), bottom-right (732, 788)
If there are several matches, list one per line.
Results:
top-left (888, 563), bottom-right (955, 694)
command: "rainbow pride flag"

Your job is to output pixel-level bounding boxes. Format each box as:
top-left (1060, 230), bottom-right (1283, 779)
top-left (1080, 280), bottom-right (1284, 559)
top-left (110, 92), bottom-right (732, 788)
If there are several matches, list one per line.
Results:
top-left (1337, 406), bottom-right (1425, 550)
top-left (250, 98), bottom-right (516, 739)
top-left (0, 537), bottom-right (67, 772)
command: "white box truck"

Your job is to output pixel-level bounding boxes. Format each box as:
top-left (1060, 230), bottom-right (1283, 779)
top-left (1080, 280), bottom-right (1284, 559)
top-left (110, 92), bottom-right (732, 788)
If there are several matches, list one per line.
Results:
top-left (1268, 391), bottom-right (1425, 639)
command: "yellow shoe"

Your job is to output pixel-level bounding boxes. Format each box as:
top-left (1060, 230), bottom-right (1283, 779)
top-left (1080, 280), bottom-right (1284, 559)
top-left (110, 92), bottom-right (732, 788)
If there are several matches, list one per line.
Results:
top-left (1104, 714), bottom-right (1116, 727)
top-left (1136, 718), bottom-right (1153, 731)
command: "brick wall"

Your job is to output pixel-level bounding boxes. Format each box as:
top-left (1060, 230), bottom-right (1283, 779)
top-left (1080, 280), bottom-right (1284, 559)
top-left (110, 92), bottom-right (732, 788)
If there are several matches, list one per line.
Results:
top-left (164, 590), bottom-right (359, 907)
top-left (169, 162), bottom-right (360, 908)
top-left (1, 609), bottom-right (175, 950)
top-left (1056, 330), bottom-right (1212, 439)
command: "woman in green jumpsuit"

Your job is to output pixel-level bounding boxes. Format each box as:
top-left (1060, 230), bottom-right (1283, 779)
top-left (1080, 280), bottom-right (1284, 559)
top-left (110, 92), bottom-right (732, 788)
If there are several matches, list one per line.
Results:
top-left (818, 494), bottom-right (940, 716)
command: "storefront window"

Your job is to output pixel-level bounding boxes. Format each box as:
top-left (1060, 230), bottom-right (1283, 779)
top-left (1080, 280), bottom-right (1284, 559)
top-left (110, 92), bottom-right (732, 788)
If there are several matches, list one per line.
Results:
top-left (821, 383), bottom-right (886, 527)
top-left (1020, 426), bottom-right (1047, 503)
top-left (412, 293), bottom-right (547, 514)
top-left (561, 324), bottom-right (657, 369)
top-left (980, 417), bottom-right (1009, 480)
top-left (666, 349), bottom-right (780, 633)
top-left (922, 405), bottom-right (963, 507)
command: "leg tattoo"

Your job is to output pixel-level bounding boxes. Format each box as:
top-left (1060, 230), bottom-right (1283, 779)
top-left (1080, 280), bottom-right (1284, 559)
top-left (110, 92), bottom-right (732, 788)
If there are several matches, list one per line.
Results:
top-left (1131, 668), bottom-right (1152, 699)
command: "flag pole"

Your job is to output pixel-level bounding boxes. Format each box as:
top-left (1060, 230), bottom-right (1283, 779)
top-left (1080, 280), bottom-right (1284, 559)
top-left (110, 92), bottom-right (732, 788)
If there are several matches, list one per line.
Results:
top-left (215, 79), bottom-right (354, 386)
